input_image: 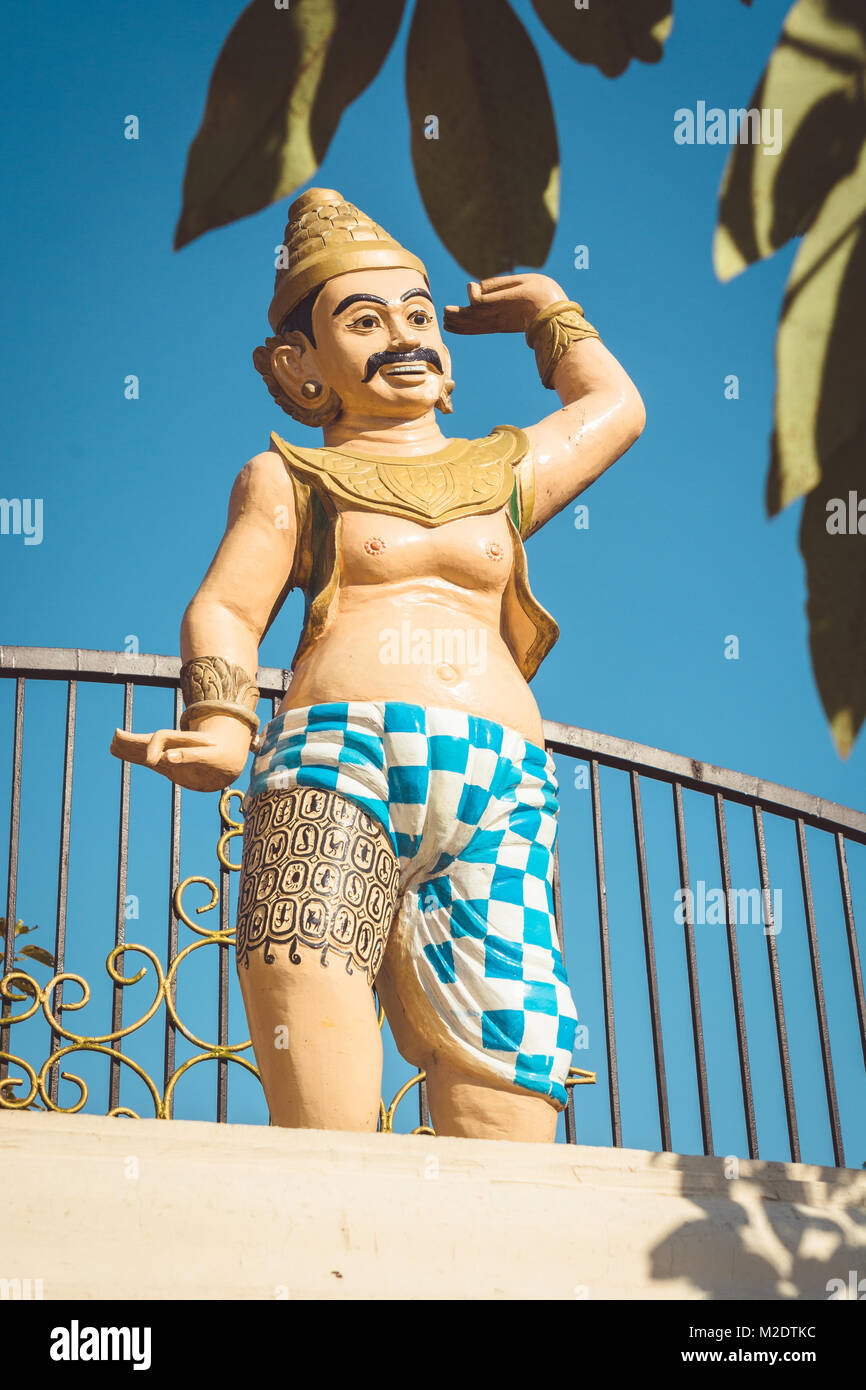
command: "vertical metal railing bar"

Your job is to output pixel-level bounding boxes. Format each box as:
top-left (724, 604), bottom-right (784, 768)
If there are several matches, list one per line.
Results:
top-left (713, 793), bottom-right (758, 1159)
top-left (835, 833), bottom-right (866, 1070)
top-left (1, 677), bottom-right (25, 1084)
top-left (373, 986), bottom-right (383, 1133)
top-left (163, 687), bottom-right (182, 1117)
top-left (109, 682), bottom-right (133, 1114)
top-left (48, 680), bottom-right (76, 1105)
top-left (418, 1075), bottom-right (430, 1132)
top-left (752, 805), bottom-right (800, 1163)
top-left (795, 818), bottom-right (845, 1167)
top-left (590, 758), bottom-right (621, 1147)
top-left (551, 838), bottom-right (577, 1145)
top-left (672, 781), bottom-right (713, 1156)
top-left (217, 826), bottom-right (230, 1124)
top-left (630, 770), bottom-right (672, 1151)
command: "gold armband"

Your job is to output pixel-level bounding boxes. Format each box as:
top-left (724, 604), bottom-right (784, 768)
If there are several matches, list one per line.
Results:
top-left (525, 300), bottom-right (601, 389)
top-left (179, 657), bottom-right (260, 738)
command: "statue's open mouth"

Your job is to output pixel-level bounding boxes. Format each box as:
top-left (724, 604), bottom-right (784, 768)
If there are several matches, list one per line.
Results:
top-left (364, 348), bottom-right (443, 382)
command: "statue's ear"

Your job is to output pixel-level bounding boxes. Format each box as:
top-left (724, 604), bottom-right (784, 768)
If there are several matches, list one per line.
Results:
top-left (258, 332), bottom-right (341, 427)
top-left (435, 377), bottom-right (456, 415)
top-left (435, 348), bottom-right (455, 415)
top-left (270, 332), bottom-right (319, 402)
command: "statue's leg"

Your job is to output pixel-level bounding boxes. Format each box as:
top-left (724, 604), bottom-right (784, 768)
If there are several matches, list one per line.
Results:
top-left (374, 718), bottom-right (578, 1143)
top-left (422, 1064), bottom-right (559, 1142)
top-left (236, 785), bottom-right (400, 1130)
top-left (377, 898), bottom-right (564, 1142)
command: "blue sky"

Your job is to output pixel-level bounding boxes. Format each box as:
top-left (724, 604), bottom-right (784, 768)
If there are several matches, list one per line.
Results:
top-left (1, 0), bottom-right (864, 1164)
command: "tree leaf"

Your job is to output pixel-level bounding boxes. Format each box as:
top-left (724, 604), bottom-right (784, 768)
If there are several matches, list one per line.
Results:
top-left (530, 0), bottom-right (672, 79)
top-left (406, 0), bottom-right (559, 277)
top-left (778, 148), bottom-right (866, 756)
top-left (715, 0), bottom-right (866, 281)
top-left (799, 432), bottom-right (866, 757)
top-left (175, 0), bottom-right (406, 250)
top-left (16, 944), bottom-right (55, 968)
top-left (0, 919), bottom-right (37, 938)
top-left (769, 137), bottom-right (866, 515)
top-left (4, 976), bottom-right (37, 1000)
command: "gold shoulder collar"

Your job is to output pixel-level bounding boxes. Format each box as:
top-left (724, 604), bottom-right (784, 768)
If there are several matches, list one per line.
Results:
top-left (269, 425), bottom-right (528, 527)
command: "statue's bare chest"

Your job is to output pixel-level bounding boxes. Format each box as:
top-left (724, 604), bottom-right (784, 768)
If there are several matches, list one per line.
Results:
top-left (337, 506), bottom-right (512, 593)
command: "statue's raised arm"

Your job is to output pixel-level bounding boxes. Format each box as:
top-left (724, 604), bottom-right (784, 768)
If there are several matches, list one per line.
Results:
top-left (443, 271), bottom-right (645, 537)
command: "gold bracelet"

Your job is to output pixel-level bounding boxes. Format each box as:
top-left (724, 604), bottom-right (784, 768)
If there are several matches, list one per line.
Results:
top-left (179, 657), bottom-right (260, 738)
top-left (525, 299), bottom-right (601, 388)
top-left (179, 700), bottom-right (260, 735)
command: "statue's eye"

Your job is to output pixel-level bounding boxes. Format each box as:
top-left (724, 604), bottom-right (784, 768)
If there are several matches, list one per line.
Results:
top-left (350, 314), bottom-right (380, 330)
top-left (409, 310), bottom-right (431, 326)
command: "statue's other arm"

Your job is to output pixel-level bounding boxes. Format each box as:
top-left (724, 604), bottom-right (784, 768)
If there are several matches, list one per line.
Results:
top-left (444, 274), bottom-right (645, 537)
top-left (109, 450), bottom-right (297, 791)
top-left (520, 328), bottom-right (645, 537)
top-left (180, 449), bottom-right (297, 683)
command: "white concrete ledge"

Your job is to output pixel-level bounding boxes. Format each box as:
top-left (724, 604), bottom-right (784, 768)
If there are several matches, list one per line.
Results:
top-left (0, 1112), bottom-right (863, 1300)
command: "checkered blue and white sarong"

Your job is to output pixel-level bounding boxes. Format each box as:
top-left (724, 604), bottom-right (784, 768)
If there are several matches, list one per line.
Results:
top-left (247, 701), bottom-right (578, 1108)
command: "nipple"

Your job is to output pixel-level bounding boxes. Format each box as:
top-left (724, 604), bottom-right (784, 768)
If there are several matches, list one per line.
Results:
top-left (485, 542), bottom-right (504, 561)
top-left (435, 664), bottom-right (458, 684)
top-left (364, 537), bottom-right (387, 555)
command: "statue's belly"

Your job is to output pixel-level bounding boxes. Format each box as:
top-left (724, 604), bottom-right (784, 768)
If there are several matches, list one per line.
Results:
top-left (282, 584), bottom-right (545, 746)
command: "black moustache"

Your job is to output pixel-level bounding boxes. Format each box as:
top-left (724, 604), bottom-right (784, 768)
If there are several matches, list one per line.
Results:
top-left (362, 348), bottom-right (443, 383)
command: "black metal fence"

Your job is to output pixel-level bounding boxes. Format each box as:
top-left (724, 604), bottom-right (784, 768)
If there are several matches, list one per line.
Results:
top-left (1, 646), bottom-right (864, 1163)
top-left (544, 720), bottom-right (866, 1166)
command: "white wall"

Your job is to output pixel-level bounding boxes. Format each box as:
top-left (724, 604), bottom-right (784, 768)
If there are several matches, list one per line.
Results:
top-left (1, 1112), bottom-right (863, 1300)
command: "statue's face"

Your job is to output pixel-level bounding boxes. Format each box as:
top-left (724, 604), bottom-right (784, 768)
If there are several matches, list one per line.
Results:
top-left (308, 267), bottom-right (450, 419)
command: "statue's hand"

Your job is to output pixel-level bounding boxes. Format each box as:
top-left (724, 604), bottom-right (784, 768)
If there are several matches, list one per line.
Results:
top-left (109, 725), bottom-right (251, 793)
top-left (443, 273), bottom-right (566, 336)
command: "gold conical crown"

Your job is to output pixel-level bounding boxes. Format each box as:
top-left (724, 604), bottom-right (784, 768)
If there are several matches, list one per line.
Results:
top-left (268, 188), bottom-right (429, 332)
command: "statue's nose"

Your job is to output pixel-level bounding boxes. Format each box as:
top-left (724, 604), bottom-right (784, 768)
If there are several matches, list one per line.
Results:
top-left (390, 325), bottom-right (422, 351)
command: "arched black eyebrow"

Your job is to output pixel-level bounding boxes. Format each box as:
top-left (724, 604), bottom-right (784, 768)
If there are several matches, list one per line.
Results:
top-left (331, 287), bottom-right (434, 317)
top-left (332, 293), bottom-right (387, 316)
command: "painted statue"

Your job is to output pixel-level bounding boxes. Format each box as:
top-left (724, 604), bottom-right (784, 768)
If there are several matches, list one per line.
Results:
top-left (111, 189), bottom-right (645, 1142)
